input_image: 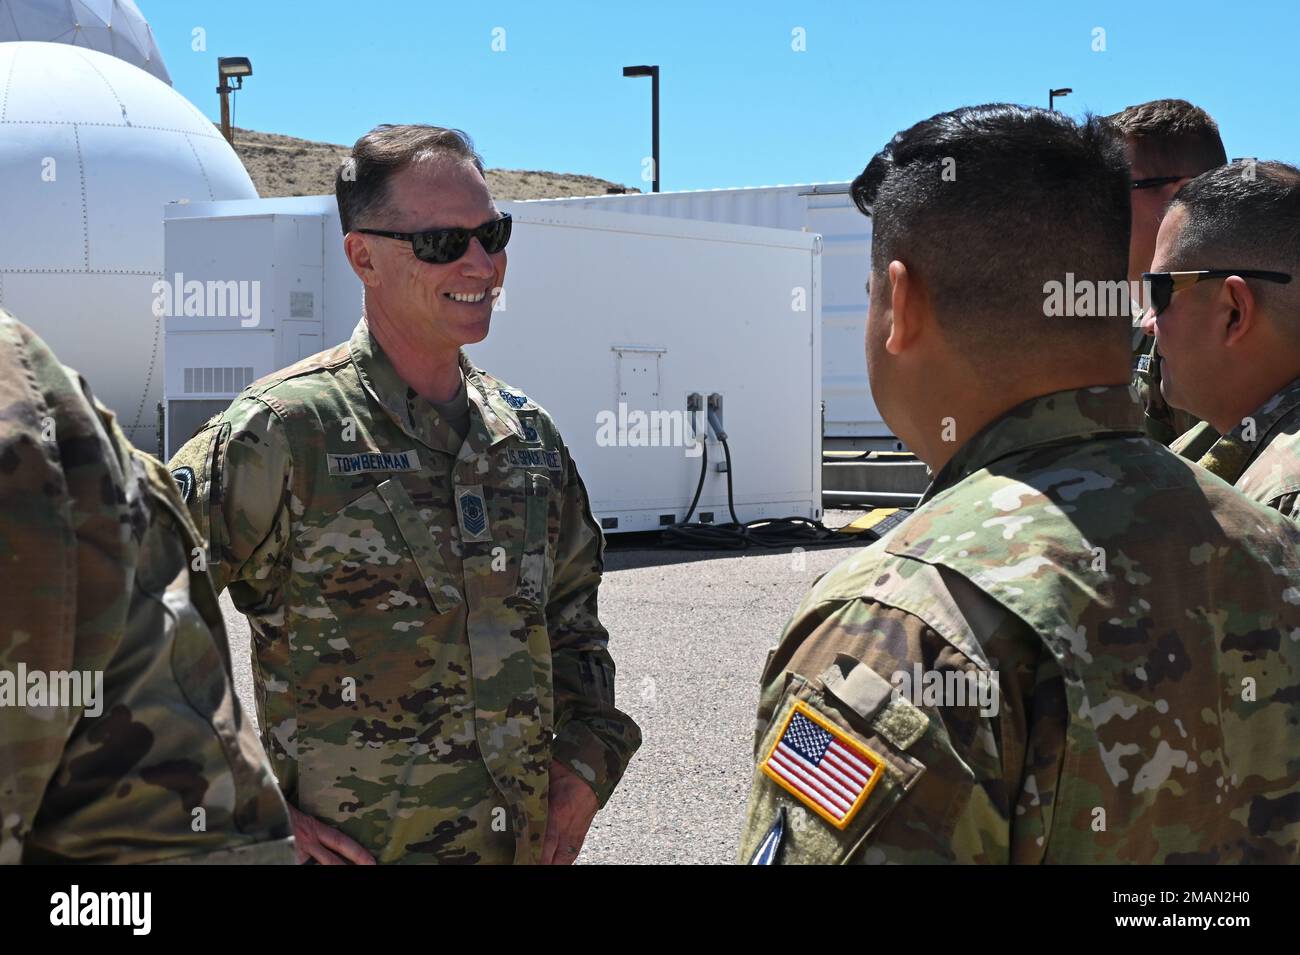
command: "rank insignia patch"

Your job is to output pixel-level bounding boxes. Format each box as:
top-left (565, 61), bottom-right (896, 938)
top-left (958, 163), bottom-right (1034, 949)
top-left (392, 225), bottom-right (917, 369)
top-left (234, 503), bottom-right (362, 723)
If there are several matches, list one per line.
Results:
top-left (761, 700), bottom-right (885, 830)
top-left (1135, 354), bottom-right (1151, 375)
top-left (498, 388), bottom-right (529, 410)
top-left (456, 484), bottom-right (491, 542)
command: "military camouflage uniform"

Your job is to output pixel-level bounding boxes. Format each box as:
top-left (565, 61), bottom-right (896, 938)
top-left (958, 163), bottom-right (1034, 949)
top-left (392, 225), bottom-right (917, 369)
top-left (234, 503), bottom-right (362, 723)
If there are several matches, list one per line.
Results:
top-left (1173, 376), bottom-right (1300, 520)
top-left (169, 317), bottom-right (641, 864)
top-left (0, 313), bottom-right (294, 864)
top-left (739, 386), bottom-right (1300, 864)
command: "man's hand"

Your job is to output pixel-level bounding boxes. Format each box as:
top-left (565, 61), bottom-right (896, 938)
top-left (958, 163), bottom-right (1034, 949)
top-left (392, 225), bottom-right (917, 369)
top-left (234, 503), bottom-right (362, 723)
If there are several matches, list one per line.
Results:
top-left (541, 760), bottom-right (599, 865)
top-left (288, 805), bottom-right (377, 865)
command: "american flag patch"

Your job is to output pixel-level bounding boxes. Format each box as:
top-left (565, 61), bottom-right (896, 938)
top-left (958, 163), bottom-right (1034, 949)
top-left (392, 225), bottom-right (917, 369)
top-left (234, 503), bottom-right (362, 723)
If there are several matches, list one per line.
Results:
top-left (761, 701), bottom-right (885, 829)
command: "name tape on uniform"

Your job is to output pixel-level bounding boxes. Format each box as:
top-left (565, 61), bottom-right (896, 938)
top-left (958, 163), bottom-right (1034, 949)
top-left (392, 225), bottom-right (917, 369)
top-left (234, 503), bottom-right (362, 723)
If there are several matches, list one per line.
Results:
top-left (505, 448), bottom-right (562, 471)
top-left (327, 448), bottom-right (422, 476)
top-left (760, 700), bottom-right (885, 830)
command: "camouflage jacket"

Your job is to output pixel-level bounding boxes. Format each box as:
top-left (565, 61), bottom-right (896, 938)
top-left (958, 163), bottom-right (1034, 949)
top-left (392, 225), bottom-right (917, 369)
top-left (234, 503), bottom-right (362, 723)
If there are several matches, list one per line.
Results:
top-left (169, 318), bottom-right (641, 864)
top-left (1173, 376), bottom-right (1300, 521)
top-left (739, 385), bottom-right (1300, 864)
top-left (0, 314), bottom-right (293, 864)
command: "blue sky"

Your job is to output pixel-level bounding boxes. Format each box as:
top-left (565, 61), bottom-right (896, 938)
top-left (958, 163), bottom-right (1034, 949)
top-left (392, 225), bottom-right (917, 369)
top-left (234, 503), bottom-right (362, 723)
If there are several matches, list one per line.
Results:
top-left (144, 0), bottom-right (1299, 192)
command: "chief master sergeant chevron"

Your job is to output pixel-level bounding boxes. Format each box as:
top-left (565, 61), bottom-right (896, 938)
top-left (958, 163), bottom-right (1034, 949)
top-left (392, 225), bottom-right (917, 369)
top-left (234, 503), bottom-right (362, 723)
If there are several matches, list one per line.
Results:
top-left (739, 105), bottom-right (1300, 864)
top-left (169, 124), bottom-right (641, 865)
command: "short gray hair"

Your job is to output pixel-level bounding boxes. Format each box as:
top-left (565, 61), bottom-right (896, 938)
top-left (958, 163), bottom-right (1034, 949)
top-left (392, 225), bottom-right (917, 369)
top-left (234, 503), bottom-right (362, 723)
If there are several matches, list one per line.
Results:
top-left (335, 124), bottom-right (485, 234)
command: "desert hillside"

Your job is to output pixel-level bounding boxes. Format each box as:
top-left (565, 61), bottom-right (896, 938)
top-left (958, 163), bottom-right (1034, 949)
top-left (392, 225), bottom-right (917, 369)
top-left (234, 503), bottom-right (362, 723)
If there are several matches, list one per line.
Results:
top-left (229, 127), bottom-right (640, 200)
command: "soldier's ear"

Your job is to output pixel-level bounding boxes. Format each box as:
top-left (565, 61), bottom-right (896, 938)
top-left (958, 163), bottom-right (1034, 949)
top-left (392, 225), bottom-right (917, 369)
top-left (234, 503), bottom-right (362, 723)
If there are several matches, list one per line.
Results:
top-left (1219, 275), bottom-right (1257, 349)
top-left (343, 232), bottom-right (383, 288)
top-left (885, 260), bottom-right (923, 356)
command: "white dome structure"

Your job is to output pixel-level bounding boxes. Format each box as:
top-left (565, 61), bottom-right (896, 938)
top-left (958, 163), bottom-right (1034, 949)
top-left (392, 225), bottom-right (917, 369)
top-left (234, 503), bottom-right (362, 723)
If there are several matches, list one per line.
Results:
top-left (0, 41), bottom-right (257, 449)
top-left (0, 0), bottom-right (169, 83)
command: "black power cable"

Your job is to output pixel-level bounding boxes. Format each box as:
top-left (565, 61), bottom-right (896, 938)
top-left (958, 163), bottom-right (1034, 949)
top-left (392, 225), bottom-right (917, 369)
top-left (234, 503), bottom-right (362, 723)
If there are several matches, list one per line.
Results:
top-left (660, 435), bottom-right (846, 550)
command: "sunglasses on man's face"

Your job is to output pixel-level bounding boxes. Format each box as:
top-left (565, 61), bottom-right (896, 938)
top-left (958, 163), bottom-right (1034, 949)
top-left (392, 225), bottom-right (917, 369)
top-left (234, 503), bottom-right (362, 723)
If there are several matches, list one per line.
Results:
top-left (356, 212), bottom-right (512, 264)
top-left (1131, 175), bottom-right (1187, 190)
top-left (1141, 269), bottom-right (1293, 315)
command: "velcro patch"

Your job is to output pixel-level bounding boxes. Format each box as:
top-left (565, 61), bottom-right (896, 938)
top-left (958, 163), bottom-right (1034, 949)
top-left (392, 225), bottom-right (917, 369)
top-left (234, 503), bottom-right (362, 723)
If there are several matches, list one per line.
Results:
top-left (761, 701), bottom-right (885, 830)
top-left (455, 483), bottom-right (491, 542)
top-left (327, 448), bottom-right (421, 476)
top-left (1134, 354), bottom-right (1151, 375)
top-left (505, 448), bottom-right (562, 471)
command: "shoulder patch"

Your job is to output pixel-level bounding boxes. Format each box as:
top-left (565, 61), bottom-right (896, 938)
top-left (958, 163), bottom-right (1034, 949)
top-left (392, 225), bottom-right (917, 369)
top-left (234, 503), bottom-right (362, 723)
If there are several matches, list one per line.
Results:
top-left (761, 700), bottom-right (885, 830)
top-left (171, 466), bottom-right (195, 503)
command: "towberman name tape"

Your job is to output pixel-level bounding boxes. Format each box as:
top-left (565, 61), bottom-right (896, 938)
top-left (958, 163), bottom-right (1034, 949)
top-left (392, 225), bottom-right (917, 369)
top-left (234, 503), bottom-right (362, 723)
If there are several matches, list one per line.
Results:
top-left (327, 448), bottom-right (421, 476)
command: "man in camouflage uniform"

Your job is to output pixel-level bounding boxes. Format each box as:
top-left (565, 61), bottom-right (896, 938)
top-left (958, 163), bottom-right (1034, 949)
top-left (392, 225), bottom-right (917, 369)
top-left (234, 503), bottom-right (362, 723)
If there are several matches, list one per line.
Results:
top-left (1148, 161), bottom-right (1300, 518)
top-left (170, 125), bottom-right (640, 865)
top-left (739, 106), bottom-right (1300, 864)
top-left (1106, 99), bottom-right (1226, 446)
top-left (0, 312), bottom-right (293, 864)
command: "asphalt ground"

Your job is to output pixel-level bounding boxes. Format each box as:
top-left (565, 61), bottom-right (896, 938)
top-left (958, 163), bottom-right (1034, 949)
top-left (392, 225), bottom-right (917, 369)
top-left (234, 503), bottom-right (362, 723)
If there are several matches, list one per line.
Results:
top-left (220, 509), bottom-right (870, 864)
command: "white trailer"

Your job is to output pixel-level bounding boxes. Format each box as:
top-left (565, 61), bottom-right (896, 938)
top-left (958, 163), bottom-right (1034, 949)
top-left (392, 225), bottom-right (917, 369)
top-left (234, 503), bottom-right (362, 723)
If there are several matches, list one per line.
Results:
top-left (161, 196), bottom-right (822, 533)
top-left (525, 183), bottom-right (893, 447)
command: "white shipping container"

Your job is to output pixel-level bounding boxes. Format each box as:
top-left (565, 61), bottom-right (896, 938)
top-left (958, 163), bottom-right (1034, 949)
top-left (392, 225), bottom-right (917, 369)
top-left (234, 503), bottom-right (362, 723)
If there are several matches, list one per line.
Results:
top-left (162, 196), bottom-right (822, 533)
top-left (526, 183), bottom-right (887, 443)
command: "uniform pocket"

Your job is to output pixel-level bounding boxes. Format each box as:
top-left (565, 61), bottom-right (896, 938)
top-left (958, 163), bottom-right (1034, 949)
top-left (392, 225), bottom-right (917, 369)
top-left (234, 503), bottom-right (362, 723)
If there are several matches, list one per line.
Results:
top-left (134, 454), bottom-right (286, 836)
top-left (374, 477), bottom-right (462, 615)
top-left (169, 421), bottom-right (229, 554)
top-left (515, 471), bottom-right (555, 605)
top-left (296, 479), bottom-right (462, 624)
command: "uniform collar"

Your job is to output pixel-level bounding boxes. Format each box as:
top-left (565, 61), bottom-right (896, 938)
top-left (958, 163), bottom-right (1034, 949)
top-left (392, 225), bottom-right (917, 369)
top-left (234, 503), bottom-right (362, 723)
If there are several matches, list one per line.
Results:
top-left (348, 318), bottom-right (523, 456)
top-left (923, 385), bottom-right (1145, 503)
top-left (1195, 376), bottom-right (1300, 484)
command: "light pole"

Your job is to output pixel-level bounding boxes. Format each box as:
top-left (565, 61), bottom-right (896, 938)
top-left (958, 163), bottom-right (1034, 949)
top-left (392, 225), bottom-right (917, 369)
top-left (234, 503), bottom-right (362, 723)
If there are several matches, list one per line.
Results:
top-left (217, 57), bottom-right (253, 145)
top-left (623, 64), bottom-right (660, 193)
top-left (1049, 87), bottom-right (1072, 112)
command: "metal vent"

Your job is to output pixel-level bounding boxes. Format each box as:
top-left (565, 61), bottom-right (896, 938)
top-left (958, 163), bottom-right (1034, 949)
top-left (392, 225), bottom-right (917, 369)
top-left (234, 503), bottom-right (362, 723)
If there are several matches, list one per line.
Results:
top-left (184, 366), bottom-right (255, 394)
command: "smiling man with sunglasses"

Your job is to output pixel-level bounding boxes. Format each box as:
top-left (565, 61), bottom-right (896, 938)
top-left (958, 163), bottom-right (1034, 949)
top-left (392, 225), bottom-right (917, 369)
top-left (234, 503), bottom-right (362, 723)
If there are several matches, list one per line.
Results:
top-left (1146, 160), bottom-right (1300, 519)
top-left (168, 124), bottom-right (641, 865)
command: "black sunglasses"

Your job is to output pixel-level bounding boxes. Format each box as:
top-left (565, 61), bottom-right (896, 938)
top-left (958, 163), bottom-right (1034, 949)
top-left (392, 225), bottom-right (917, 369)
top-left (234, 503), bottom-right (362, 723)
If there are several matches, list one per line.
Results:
top-left (1131, 175), bottom-right (1186, 190)
top-left (1142, 269), bottom-right (1293, 315)
top-left (356, 213), bottom-right (512, 264)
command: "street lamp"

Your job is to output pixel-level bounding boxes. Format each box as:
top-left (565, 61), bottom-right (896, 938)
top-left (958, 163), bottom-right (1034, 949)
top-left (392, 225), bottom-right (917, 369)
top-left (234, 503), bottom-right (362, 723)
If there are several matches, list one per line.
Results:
top-left (1049, 87), bottom-right (1072, 112)
top-left (217, 56), bottom-right (253, 145)
top-left (623, 64), bottom-right (660, 193)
